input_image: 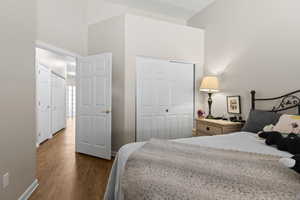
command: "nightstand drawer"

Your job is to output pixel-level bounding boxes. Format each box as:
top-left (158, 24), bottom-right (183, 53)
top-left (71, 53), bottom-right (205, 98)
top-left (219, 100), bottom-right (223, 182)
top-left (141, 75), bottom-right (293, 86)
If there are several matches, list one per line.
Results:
top-left (195, 118), bottom-right (243, 137)
top-left (197, 124), bottom-right (222, 135)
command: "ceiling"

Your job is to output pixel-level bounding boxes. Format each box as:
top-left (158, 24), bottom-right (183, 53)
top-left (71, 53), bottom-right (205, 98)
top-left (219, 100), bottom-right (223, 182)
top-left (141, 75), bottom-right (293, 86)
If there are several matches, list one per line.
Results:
top-left (104, 0), bottom-right (216, 20)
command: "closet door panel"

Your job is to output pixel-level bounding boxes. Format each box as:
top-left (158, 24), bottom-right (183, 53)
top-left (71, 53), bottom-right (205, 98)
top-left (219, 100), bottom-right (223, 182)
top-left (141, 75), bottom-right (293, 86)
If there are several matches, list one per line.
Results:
top-left (137, 116), bottom-right (153, 141)
top-left (169, 62), bottom-right (194, 114)
top-left (154, 116), bottom-right (168, 139)
top-left (62, 80), bottom-right (66, 128)
top-left (137, 57), bottom-right (194, 142)
top-left (51, 74), bottom-right (66, 134)
top-left (55, 76), bottom-right (59, 132)
top-left (181, 114), bottom-right (193, 138)
top-left (165, 115), bottom-right (177, 139)
top-left (51, 75), bottom-right (56, 134)
top-left (168, 63), bottom-right (193, 139)
top-left (55, 76), bottom-right (60, 132)
top-left (155, 79), bottom-right (169, 115)
top-left (59, 78), bottom-right (66, 130)
top-left (37, 65), bottom-right (51, 144)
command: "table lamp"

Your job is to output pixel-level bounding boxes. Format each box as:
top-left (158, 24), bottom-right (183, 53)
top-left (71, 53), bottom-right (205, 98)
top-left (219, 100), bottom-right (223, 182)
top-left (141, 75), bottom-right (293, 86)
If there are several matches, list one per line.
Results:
top-left (200, 76), bottom-right (219, 119)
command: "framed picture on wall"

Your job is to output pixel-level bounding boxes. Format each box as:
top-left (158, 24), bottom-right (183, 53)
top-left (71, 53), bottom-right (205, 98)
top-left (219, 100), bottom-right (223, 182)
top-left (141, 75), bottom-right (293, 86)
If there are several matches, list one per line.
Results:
top-left (227, 96), bottom-right (241, 114)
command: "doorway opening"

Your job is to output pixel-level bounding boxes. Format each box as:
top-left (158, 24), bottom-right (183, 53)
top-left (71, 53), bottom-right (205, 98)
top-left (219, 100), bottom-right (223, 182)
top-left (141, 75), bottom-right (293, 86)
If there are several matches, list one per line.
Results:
top-left (35, 45), bottom-right (77, 146)
top-left (35, 43), bottom-right (113, 161)
top-left (32, 41), bottom-right (115, 198)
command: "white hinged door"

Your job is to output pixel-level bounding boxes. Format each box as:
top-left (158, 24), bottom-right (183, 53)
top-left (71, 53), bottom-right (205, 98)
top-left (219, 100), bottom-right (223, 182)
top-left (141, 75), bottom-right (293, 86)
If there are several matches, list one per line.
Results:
top-left (76, 53), bottom-right (112, 160)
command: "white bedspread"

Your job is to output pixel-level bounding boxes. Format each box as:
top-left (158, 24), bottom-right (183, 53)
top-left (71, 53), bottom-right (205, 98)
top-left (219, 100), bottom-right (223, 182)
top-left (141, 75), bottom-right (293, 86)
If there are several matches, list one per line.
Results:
top-left (104, 132), bottom-right (292, 200)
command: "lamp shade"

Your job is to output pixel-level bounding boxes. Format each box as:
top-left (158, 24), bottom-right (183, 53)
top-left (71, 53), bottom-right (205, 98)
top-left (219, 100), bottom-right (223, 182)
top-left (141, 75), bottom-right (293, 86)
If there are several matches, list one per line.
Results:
top-left (200, 76), bottom-right (219, 93)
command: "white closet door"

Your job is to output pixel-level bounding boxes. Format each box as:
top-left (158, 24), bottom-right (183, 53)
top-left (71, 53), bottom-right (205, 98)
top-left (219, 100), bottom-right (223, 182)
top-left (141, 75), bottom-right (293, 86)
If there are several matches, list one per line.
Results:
top-left (61, 79), bottom-right (66, 128)
top-left (57, 77), bottom-right (66, 130)
top-left (37, 65), bottom-right (51, 144)
top-left (136, 58), bottom-right (169, 141)
top-left (168, 62), bottom-right (194, 139)
top-left (51, 74), bottom-right (58, 134)
top-left (51, 74), bottom-right (66, 134)
top-left (136, 57), bottom-right (194, 142)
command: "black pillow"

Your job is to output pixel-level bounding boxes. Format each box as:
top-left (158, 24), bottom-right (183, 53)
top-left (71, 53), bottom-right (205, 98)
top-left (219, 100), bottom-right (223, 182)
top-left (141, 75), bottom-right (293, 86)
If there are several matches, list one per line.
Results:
top-left (287, 134), bottom-right (300, 155)
top-left (242, 110), bottom-right (281, 133)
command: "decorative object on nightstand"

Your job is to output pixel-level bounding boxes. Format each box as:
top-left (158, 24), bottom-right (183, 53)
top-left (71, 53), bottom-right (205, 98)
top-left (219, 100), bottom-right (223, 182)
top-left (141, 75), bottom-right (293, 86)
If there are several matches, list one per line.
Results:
top-left (227, 96), bottom-right (241, 114)
top-left (197, 109), bottom-right (205, 118)
top-left (200, 76), bottom-right (219, 119)
top-left (194, 118), bottom-right (243, 137)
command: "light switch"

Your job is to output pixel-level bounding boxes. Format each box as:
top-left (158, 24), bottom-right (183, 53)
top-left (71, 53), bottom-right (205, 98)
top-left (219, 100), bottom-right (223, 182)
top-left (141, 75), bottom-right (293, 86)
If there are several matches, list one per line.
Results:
top-left (3, 173), bottom-right (9, 189)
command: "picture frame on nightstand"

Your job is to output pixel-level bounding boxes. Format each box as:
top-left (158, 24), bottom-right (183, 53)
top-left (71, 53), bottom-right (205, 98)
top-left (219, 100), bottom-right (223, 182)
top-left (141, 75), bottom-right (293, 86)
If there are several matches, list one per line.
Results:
top-left (227, 96), bottom-right (241, 114)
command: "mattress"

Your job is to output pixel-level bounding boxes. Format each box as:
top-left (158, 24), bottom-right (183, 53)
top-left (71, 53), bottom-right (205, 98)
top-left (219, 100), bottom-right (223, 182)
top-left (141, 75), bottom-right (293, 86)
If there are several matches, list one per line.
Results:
top-left (104, 132), bottom-right (292, 200)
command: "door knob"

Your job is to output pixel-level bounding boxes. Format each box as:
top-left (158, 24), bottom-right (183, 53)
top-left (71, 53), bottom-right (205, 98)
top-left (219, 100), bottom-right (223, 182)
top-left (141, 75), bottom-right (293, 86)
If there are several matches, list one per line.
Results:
top-left (166, 109), bottom-right (169, 113)
top-left (103, 110), bottom-right (111, 114)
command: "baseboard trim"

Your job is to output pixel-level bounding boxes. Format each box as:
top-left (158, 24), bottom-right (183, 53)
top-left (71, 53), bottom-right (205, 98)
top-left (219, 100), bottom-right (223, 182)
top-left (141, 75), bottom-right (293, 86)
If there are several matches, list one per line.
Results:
top-left (18, 179), bottom-right (39, 200)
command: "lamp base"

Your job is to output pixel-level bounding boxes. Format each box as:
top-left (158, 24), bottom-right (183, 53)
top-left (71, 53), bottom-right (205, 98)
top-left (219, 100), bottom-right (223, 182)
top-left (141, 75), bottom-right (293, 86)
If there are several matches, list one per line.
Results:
top-left (206, 115), bottom-right (214, 119)
top-left (207, 93), bottom-right (214, 119)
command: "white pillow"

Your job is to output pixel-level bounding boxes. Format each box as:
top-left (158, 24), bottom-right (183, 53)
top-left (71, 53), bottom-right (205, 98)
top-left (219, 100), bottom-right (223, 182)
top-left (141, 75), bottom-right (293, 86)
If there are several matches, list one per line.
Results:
top-left (263, 124), bottom-right (274, 132)
top-left (273, 114), bottom-right (300, 134)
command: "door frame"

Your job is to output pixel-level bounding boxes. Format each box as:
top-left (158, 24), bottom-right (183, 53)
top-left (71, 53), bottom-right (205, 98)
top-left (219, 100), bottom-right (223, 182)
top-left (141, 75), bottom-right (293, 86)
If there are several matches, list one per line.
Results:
top-left (135, 56), bottom-right (197, 142)
top-left (35, 41), bottom-right (79, 147)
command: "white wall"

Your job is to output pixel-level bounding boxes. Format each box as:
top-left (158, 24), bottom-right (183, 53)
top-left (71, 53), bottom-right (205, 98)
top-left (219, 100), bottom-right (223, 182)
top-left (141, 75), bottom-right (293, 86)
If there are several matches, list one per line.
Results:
top-left (124, 14), bottom-right (204, 145)
top-left (88, 16), bottom-right (126, 151)
top-left (0, 0), bottom-right (36, 199)
top-left (37, 0), bottom-right (187, 56)
top-left (87, 0), bottom-right (186, 25)
top-left (37, 0), bottom-right (87, 55)
top-left (188, 0), bottom-right (300, 119)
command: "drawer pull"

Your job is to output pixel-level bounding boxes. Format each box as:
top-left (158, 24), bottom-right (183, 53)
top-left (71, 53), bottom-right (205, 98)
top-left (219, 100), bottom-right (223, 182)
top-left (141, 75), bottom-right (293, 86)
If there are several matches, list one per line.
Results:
top-left (206, 127), bottom-right (210, 131)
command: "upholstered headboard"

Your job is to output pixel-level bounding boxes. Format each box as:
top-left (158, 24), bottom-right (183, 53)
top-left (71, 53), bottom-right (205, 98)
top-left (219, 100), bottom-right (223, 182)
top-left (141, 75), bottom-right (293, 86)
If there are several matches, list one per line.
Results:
top-left (251, 90), bottom-right (300, 114)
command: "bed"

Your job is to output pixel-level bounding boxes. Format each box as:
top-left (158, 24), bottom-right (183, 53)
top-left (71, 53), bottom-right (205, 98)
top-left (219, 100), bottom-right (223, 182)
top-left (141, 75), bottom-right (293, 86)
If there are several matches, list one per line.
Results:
top-left (104, 90), bottom-right (300, 200)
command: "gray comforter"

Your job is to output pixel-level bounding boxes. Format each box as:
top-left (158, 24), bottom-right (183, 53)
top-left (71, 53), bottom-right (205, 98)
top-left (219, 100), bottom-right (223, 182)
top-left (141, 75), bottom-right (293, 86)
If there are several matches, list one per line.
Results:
top-left (121, 139), bottom-right (300, 200)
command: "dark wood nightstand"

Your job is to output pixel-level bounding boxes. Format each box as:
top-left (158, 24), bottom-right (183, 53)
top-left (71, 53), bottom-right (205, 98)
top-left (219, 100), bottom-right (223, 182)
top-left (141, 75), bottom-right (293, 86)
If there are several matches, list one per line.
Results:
top-left (193, 118), bottom-right (243, 137)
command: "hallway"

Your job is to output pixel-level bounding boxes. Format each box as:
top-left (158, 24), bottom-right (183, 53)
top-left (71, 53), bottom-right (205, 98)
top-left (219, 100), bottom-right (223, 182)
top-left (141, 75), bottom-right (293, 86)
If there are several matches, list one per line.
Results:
top-left (30, 119), bottom-right (113, 200)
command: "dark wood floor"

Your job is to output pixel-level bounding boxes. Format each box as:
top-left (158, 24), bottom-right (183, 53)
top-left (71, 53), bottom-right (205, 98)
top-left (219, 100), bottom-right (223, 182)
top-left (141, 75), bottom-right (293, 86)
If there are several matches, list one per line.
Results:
top-left (30, 119), bottom-right (113, 200)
